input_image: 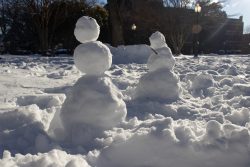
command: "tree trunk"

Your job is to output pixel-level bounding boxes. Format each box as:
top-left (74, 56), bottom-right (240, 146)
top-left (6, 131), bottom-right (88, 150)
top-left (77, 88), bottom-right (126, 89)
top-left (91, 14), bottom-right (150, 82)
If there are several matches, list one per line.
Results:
top-left (107, 0), bottom-right (124, 47)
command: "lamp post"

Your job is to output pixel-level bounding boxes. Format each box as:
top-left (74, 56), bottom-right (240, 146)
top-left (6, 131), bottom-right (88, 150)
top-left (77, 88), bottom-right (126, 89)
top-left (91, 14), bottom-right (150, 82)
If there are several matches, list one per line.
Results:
top-left (194, 3), bottom-right (201, 58)
top-left (131, 23), bottom-right (137, 44)
top-left (131, 24), bottom-right (137, 31)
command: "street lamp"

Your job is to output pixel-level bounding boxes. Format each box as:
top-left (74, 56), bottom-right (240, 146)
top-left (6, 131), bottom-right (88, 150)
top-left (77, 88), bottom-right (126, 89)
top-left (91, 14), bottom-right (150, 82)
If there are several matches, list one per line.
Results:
top-left (194, 3), bottom-right (201, 58)
top-left (195, 3), bottom-right (201, 13)
top-left (131, 23), bottom-right (137, 44)
top-left (131, 23), bottom-right (137, 31)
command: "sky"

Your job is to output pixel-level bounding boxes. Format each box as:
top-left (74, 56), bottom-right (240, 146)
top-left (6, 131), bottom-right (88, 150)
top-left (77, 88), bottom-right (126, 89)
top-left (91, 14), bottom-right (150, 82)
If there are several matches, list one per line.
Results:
top-left (223, 0), bottom-right (250, 32)
top-left (98, 0), bottom-right (250, 32)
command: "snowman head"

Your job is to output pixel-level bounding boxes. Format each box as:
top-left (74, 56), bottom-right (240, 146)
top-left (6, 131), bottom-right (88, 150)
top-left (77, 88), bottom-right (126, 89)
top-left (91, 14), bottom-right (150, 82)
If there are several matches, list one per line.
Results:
top-left (149, 31), bottom-right (167, 50)
top-left (74, 16), bottom-right (100, 43)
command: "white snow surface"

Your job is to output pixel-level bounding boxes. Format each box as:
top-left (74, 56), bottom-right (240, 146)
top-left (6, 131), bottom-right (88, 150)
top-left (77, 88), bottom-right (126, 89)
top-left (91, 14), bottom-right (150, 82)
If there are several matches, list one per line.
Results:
top-left (0, 149), bottom-right (90, 167)
top-left (73, 41), bottom-right (112, 75)
top-left (0, 54), bottom-right (250, 167)
top-left (74, 16), bottom-right (100, 43)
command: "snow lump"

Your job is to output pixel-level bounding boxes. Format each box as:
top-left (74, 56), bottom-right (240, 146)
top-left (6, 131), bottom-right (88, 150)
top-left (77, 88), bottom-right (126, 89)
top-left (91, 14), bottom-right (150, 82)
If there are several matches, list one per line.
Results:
top-left (135, 68), bottom-right (181, 102)
top-left (73, 41), bottom-right (112, 75)
top-left (149, 31), bottom-right (168, 50)
top-left (135, 31), bottom-right (181, 102)
top-left (74, 16), bottom-right (100, 43)
top-left (60, 76), bottom-right (127, 145)
top-left (147, 32), bottom-right (175, 71)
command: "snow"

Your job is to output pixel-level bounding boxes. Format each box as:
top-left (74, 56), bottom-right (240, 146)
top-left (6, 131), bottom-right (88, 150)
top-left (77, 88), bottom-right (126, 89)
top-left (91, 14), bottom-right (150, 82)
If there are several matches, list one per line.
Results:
top-left (149, 31), bottom-right (168, 49)
top-left (190, 72), bottom-right (215, 97)
top-left (0, 54), bottom-right (250, 167)
top-left (135, 32), bottom-right (180, 102)
top-left (147, 48), bottom-right (175, 71)
top-left (135, 68), bottom-right (181, 102)
top-left (54, 17), bottom-right (127, 147)
top-left (73, 42), bottom-right (112, 75)
top-left (0, 18), bottom-right (250, 167)
top-left (0, 149), bottom-right (90, 167)
top-left (57, 76), bottom-right (127, 145)
top-left (74, 16), bottom-right (100, 43)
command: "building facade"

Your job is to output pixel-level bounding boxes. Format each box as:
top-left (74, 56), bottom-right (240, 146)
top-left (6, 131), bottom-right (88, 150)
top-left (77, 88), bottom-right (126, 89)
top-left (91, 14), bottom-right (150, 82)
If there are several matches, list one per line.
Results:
top-left (119, 0), bottom-right (244, 54)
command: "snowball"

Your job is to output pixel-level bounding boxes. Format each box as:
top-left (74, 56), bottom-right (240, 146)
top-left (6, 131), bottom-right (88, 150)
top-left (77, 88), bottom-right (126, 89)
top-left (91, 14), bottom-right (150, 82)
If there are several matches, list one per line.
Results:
top-left (74, 16), bottom-right (100, 43)
top-left (73, 41), bottom-right (112, 75)
top-left (59, 76), bottom-right (127, 144)
top-left (149, 31), bottom-right (168, 50)
top-left (147, 47), bottom-right (175, 71)
top-left (135, 68), bottom-right (181, 102)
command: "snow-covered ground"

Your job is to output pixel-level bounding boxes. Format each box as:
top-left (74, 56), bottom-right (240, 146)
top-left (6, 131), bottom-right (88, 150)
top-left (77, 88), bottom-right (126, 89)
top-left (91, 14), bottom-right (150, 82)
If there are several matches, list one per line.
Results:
top-left (0, 53), bottom-right (250, 167)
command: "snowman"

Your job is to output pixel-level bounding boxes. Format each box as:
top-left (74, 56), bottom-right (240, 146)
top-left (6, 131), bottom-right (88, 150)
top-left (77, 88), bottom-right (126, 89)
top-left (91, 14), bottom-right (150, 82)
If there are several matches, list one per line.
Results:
top-left (134, 31), bottom-right (181, 102)
top-left (55, 16), bottom-right (127, 145)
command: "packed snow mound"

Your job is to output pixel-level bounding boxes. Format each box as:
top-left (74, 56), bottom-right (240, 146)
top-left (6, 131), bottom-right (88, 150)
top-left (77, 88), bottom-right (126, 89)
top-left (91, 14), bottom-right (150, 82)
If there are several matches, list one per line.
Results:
top-left (149, 31), bottom-right (168, 49)
top-left (0, 105), bottom-right (54, 154)
top-left (135, 68), bottom-right (181, 102)
top-left (0, 149), bottom-right (90, 167)
top-left (226, 84), bottom-right (250, 98)
top-left (97, 118), bottom-right (250, 167)
top-left (16, 94), bottom-right (65, 109)
top-left (74, 16), bottom-right (100, 43)
top-left (147, 49), bottom-right (175, 71)
top-left (73, 41), bottom-right (112, 75)
top-left (191, 73), bottom-right (214, 91)
top-left (58, 76), bottom-right (127, 144)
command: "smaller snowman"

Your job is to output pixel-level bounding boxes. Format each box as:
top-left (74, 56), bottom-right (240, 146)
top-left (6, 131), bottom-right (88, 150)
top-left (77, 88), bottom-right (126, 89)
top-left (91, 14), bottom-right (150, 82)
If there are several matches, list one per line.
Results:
top-left (55, 16), bottom-right (126, 145)
top-left (135, 31), bottom-right (181, 102)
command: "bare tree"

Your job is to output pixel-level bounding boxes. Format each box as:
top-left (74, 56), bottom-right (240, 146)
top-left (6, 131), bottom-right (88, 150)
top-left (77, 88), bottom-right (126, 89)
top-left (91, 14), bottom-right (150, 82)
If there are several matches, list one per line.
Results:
top-left (24, 0), bottom-right (74, 52)
top-left (163, 0), bottom-right (191, 8)
top-left (107, 0), bottom-right (125, 46)
top-left (24, 0), bottom-right (55, 52)
top-left (0, 0), bottom-right (8, 37)
top-left (163, 8), bottom-right (191, 55)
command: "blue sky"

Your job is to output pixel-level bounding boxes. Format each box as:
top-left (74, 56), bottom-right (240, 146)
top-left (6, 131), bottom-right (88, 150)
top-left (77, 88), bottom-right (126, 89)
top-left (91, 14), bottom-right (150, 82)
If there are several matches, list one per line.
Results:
top-left (223, 0), bottom-right (250, 31)
top-left (98, 0), bottom-right (250, 31)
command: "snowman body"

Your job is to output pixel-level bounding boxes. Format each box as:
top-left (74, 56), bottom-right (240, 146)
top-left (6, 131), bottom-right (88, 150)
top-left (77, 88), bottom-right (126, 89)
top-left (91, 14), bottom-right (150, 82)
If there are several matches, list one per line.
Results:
top-left (135, 31), bottom-right (181, 102)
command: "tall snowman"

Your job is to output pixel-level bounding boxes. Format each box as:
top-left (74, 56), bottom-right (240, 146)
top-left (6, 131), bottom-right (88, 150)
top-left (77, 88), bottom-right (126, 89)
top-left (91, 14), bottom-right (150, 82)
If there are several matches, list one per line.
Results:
top-left (135, 31), bottom-right (181, 102)
top-left (59, 16), bottom-right (127, 145)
